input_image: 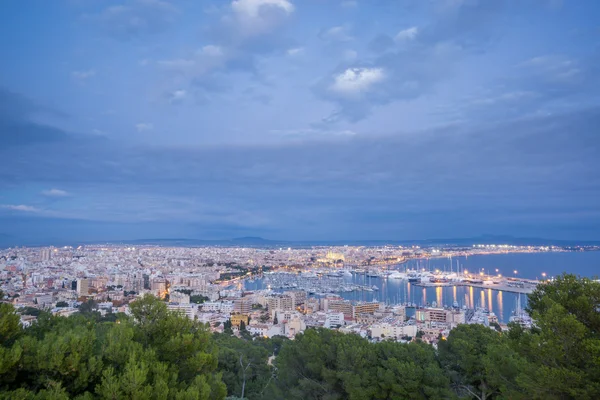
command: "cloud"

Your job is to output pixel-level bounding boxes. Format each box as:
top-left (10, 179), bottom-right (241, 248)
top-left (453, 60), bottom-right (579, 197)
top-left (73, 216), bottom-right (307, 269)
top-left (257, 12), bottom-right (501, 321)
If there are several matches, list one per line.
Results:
top-left (286, 47), bottom-right (304, 56)
top-left (319, 26), bottom-right (353, 42)
top-left (313, 0), bottom-right (507, 123)
top-left (229, 0), bottom-right (295, 37)
top-left (199, 45), bottom-right (224, 57)
top-left (168, 89), bottom-right (187, 104)
top-left (2, 107), bottom-right (599, 239)
top-left (42, 189), bottom-right (69, 197)
top-left (155, 0), bottom-right (296, 101)
top-left (0, 88), bottom-right (74, 147)
top-left (71, 69), bottom-right (96, 81)
top-left (329, 67), bottom-right (385, 97)
top-left (135, 123), bottom-right (153, 132)
top-left (341, 1), bottom-right (358, 8)
top-left (270, 128), bottom-right (357, 138)
top-left (1, 204), bottom-right (41, 213)
top-left (91, 0), bottom-right (179, 39)
top-left (395, 26), bottom-right (418, 41)
top-left (232, 0), bottom-right (294, 18)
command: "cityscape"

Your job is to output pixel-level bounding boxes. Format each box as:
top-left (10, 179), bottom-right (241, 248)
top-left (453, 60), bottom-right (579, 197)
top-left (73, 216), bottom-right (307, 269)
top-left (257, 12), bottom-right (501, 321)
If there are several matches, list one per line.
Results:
top-left (3, 243), bottom-right (597, 345)
top-left (1, 0), bottom-right (600, 398)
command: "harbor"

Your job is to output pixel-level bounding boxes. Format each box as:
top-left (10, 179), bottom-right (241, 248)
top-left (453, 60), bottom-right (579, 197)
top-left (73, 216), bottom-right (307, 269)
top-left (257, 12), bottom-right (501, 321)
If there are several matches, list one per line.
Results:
top-left (244, 268), bottom-right (539, 323)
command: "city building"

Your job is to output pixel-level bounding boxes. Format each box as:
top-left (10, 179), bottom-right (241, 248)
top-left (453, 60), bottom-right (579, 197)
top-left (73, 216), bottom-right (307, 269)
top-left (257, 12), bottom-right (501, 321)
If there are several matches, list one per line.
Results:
top-left (230, 313), bottom-right (249, 327)
top-left (77, 278), bottom-right (89, 296)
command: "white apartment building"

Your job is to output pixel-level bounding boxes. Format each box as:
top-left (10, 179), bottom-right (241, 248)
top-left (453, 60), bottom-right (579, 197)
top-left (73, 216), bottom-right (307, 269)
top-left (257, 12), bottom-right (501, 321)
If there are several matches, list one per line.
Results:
top-left (324, 311), bottom-right (345, 328)
top-left (370, 322), bottom-right (418, 339)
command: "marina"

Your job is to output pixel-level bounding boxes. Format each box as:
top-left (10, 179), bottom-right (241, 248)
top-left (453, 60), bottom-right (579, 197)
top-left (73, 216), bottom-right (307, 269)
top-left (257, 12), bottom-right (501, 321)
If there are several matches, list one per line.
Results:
top-left (244, 268), bottom-right (537, 323)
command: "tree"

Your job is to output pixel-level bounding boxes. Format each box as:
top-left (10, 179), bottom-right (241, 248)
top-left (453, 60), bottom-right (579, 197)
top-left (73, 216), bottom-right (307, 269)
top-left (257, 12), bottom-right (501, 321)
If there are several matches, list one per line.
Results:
top-left (508, 274), bottom-right (600, 399)
top-left (18, 307), bottom-right (41, 317)
top-left (191, 295), bottom-right (209, 304)
top-left (0, 303), bottom-right (21, 346)
top-left (275, 328), bottom-right (450, 400)
top-left (213, 334), bottom-right (274, 400)
top-left (224, 321), bottom-right (233, 335)
top-left (0, 294), bottom-right (226, 399)
top-left (439, 324), bottom-right (507, 400)
top-left (55, 301), bottom-right (68, 308)
top-left (79, 299), bottom-right (98, 314)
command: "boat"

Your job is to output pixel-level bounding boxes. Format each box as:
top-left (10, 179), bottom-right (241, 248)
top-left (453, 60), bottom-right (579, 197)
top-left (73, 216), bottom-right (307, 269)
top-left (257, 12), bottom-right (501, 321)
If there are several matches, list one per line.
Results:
top-left (372, 285), bottom-right (379, 291)
top-left (342, 270), bottom-right (353, 277)
top-left (408, 277), bottom-right (420, 283)
top-left (388, 272), bottom-right (405, 279)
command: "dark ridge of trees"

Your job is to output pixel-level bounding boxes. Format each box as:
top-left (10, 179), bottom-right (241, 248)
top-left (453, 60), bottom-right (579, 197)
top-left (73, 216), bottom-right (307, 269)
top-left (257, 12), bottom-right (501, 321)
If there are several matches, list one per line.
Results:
top-left (0, 274), bottom-right (599, 399)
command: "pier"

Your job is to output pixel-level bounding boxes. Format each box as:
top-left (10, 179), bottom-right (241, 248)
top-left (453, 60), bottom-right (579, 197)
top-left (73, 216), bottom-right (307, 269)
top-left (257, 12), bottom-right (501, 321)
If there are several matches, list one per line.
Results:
top-left (413, 280), bottom-right (538, 294)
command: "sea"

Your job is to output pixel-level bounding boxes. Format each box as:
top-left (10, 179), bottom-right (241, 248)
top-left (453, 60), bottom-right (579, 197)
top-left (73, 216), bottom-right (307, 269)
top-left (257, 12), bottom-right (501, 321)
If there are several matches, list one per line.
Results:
top-left (243, 251), bottom-right (600, 323)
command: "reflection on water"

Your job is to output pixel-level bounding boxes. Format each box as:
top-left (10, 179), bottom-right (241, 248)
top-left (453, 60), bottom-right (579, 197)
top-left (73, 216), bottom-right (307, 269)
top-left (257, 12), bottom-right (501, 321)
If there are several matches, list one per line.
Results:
top-left (245, 273), bottom-right (527, 323)
top-left (469, 286), bottom-right (474, 310)
top-left (497, 291), bottom-right (503, 319)
top-left (453, 286), bottom-right (457, 303)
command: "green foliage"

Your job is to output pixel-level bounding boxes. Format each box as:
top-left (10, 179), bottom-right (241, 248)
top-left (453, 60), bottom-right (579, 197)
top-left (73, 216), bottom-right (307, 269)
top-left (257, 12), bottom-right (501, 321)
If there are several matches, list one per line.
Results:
top-left (0, 295), bottom-right (225, 399)
top-left (0, 303), bottom-right (21, 346)
top-left (55, 301), bottom-right (69, 308)
top-left (79, 299), bottom-right (98, 314)
top-left (2, 277), bottom-right (600, 400)
top-left (275, 328), bottom-right (451, 399)
top-left (190, 295), bottom-right (209, 304)
top-left (513, 274), bottom-right (600, 399)
top-left (439, 324), bottom-right (506, 399)
top-left (18, 307), bottom-right (42, 317)
top-left (214, 334), bottom-right (274, 400)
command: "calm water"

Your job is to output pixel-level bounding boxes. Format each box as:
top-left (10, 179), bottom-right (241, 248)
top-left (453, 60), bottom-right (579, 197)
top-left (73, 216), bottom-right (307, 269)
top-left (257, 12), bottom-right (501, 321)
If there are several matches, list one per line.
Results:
top-left (404, 251), bottom-right (600, 280)
top-left (244, 251), bottom-right (600, 323)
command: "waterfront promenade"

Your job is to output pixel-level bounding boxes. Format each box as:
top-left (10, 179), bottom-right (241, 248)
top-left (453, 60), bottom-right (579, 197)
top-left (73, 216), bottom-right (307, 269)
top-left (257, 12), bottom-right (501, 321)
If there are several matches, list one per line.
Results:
top-left (413, 280), bottom-right (538, 294)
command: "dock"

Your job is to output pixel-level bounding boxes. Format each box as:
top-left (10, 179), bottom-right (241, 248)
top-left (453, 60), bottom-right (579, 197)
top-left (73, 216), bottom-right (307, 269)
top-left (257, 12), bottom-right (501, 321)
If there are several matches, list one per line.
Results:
top-left (413, 281), bottom-right (538, 294)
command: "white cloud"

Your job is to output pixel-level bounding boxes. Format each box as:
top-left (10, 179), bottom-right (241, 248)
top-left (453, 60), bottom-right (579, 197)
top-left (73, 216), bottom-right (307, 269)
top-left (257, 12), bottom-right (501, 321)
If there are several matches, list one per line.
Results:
top-left (169, 89), bottom-right (187, 103)
top-left (42, 188), bottom-right (69, 197)
top-left (287, 47), bottom-right (304, 56)
top-left (92, 0), bottom-right (179, 39)
top-left (158, 59), bottom-right (195, 69)
top-left (135, 123), bottom-right (154, 132)
top-left (230, 0), bottom-right (295, 36)
top-left (270, 128), bottom-right (356, 137)
top-left (330, 67), bottom-right (385, 96)
top-left (320, 26), bottom-right (353, 42)
top-left (395, 26), bottom-right (418, 41)
top-left (72, 69), bottom-right (96, 80)
top-left (232, 0), bottom-right (294, 19)
top-left (1, 204), bottom-right (41, 213)
top-left (341, 1), bottom-right (358, 8)
top-left (343, 49), bottom-right (358, 62)
top-left (198, 44), bottom-right (224, 57)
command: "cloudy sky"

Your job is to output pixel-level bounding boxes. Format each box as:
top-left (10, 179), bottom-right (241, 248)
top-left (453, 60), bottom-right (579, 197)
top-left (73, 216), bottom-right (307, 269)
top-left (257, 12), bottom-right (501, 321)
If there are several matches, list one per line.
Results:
top-left (1, 0), bottom-right (599, 244)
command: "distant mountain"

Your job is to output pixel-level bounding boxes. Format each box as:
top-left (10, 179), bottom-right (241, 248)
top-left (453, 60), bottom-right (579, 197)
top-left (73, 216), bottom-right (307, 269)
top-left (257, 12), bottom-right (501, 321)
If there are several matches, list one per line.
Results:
top-left (231, 236), bottom-right (287, 245)
top-left (1, 234), bottom-right (598, 249)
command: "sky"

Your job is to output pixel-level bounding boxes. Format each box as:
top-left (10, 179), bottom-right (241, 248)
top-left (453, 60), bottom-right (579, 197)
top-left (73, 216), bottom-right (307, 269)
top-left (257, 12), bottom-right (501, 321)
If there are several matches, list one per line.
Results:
top-left (1, 0), bottom-right (599, 244)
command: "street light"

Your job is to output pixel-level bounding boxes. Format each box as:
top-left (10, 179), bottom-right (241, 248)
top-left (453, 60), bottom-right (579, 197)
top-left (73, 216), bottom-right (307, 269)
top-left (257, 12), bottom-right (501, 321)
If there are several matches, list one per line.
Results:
top-left (541, 272), bottom-right (547, 281)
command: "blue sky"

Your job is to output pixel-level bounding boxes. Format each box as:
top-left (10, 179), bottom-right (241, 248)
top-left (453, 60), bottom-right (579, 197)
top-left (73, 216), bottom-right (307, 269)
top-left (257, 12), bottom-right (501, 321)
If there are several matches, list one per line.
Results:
top-left (1, 0), bottom-right (599, 244)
